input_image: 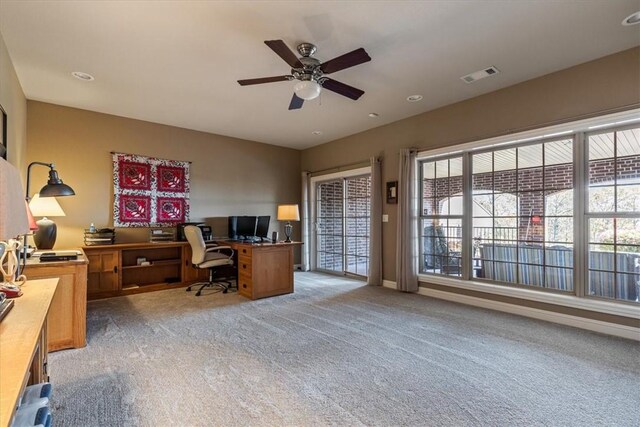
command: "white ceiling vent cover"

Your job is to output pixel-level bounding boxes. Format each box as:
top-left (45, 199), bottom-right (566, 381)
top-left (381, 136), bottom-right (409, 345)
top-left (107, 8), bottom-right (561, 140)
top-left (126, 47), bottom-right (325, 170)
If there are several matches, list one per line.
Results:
top-left (461, 66), bottom-right (500, 84)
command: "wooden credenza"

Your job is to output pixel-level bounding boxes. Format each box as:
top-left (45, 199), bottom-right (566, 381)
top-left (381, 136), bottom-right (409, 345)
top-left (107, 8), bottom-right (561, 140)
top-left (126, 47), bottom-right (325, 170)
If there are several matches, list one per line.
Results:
top-left (0, 278), bottom-right (57, 427)
top-left (83, 242), bottom-right (208, 300)
top-left (24, 254), bottom-right (88, 352)
top-left (229, 241), bottom-right (301, 300)
top-left (83, 241), bottom-right (299, 301)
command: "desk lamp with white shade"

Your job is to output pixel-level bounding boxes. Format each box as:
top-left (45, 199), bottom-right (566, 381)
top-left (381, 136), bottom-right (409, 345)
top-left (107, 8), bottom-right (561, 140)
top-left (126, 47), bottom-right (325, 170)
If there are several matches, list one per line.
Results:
top-left (28, 193), bottom-right (66, 250)
top-left (22, 162), bottom-right (75, 259)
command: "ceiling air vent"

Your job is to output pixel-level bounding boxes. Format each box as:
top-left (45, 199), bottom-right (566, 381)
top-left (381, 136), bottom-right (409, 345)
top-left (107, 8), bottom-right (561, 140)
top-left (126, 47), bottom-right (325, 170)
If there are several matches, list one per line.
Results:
top-left (461, 66), bottom-right (500, 84)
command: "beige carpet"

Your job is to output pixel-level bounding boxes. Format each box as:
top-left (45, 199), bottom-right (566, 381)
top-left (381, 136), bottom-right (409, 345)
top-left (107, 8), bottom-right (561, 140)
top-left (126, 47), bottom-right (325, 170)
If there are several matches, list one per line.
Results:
top-left (49, 272), bottom-right (639, 426)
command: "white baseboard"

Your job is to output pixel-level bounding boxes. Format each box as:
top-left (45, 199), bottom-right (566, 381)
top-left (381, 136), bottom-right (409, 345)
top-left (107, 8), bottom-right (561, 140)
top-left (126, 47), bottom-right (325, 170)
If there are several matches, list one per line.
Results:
top-left (380, 280), bottom-right (638, 340)
top-left (419, 287), bottom-right (639, 341)
top-left (382, 280), bottom-right (396, 289)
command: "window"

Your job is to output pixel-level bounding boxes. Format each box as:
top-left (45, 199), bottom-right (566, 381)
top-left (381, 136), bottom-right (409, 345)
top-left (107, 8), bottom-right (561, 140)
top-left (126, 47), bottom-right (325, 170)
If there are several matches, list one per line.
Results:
top-left (586, 127), bottom-right (640, 301)
top-left (471, 139), bottom-right (574, 291)
top-left (420, 156), bottom-right (463, 277)
top-left (417, 121), bottom-right (639, 305)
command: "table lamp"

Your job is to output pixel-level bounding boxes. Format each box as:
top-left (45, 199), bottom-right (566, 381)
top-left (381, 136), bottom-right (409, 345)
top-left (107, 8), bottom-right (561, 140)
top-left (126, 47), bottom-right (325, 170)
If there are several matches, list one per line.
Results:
top-left (28, 193), bottom-right (66, 250)
top-left (277, 204), bottom-right (300, 243)
top-left (22, 162), bottom-right (75, 261)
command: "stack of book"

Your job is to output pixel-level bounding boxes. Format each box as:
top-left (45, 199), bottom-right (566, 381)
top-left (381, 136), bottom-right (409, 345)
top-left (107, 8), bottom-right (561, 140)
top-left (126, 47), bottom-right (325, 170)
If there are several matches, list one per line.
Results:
top-left (84, 228), bottom-right (116, 246)
top-left (149, 228), bottom-right (175, 243)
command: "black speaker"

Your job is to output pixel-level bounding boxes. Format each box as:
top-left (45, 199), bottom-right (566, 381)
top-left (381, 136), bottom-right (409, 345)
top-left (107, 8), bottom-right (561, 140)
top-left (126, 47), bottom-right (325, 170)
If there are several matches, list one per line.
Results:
top-left (272, 231), bottom-right (278, 243)
top-left (228, 216), bottom-right (238, 239)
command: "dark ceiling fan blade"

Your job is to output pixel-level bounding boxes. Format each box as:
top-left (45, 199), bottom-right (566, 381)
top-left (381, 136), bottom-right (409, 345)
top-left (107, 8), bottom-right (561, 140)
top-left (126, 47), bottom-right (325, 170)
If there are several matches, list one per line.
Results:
top-left (320, 48), bottom-right (371, 74)
top-left (288, 93), bottom-right (304, 110)
top-left (264, 40), bottom-right (303, 68)
top-left (237, 75), bottom-right (291, 86)
top-left (321, 78), bottom-right (364, 100)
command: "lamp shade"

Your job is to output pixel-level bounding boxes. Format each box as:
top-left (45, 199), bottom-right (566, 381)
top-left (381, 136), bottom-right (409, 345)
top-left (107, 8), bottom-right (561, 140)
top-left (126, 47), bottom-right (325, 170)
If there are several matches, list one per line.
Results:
top-left (0, 159), bottom-right (29, 240)
top-left (277, 204), bottom-right (300, 221)
top-left (29, 193), bottom-right (66, 217)
top-left (39, 169), bottom-right (75, 197)
top-left (293, 80), bottom-right (321, 100)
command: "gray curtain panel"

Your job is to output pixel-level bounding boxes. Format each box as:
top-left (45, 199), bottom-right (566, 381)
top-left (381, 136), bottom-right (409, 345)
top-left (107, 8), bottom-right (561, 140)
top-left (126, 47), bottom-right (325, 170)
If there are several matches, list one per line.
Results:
top-left (367, 157), bottom-right (382, 285)
top-left (301, 171), bottom-right (311, 271)
top-left (396, 148), bottom-right (419, 292)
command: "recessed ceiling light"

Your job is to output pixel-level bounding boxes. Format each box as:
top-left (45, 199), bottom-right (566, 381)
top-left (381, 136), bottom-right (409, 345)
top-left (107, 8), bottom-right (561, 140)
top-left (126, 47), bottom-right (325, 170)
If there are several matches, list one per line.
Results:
top-left (622, 11), bottom-right (640, 25)
top-left (407, 95), bottom-right (423, 102)
top-left (312, 130), bottom-right (323, 135)
top-left (71, 71), bottom-right (94, 81)
top-left (368, 113), bottom-right (379, 118)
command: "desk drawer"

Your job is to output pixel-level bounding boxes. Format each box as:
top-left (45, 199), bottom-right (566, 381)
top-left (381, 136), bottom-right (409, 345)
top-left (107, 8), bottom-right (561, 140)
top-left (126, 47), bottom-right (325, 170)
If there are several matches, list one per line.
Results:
top-left (238, 256), bottom-right (252, 275)
top-left (238, 246), bottom-right (252, 257)
top-left (238, 275), bottom-right (253, 297)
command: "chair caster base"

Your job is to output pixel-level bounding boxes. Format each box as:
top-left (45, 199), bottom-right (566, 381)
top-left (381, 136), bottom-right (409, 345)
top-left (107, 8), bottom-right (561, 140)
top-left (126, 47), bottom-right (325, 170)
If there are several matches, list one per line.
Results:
top-left (195, 291), bottom-right (202, 296)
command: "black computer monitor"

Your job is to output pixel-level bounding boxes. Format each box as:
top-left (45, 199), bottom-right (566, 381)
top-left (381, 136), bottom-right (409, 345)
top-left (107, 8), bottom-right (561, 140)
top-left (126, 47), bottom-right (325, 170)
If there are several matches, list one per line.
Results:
top-left (236, 216), bottom-right (257, 239)
top-left (256, 216), bottom-right (270, 241)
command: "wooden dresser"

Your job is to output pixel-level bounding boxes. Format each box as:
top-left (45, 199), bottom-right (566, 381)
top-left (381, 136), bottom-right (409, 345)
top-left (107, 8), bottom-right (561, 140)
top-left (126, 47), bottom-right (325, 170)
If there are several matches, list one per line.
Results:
top-left (23, 253), bottom-right (88, 352)
top-left (230, 241), bottom-right (301, 300)
top-left (0, 279), bottom-right (57, 427)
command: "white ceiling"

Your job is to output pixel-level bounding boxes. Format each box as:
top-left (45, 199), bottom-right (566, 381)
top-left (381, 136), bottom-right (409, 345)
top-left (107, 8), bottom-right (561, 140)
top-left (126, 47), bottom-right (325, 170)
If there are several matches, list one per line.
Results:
top-left (1, 1), bottom-right (639, 150)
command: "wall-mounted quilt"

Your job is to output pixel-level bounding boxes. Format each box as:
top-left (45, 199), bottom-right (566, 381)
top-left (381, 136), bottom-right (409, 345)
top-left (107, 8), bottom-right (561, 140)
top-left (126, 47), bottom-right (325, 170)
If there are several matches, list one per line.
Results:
top-left (112, 152), bottom-right (190, 227)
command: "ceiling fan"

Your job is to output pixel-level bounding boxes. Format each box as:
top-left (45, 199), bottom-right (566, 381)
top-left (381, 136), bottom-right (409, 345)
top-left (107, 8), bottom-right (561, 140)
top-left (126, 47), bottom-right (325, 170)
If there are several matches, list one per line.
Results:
top-left (237, 40), bottom-right (371, 110)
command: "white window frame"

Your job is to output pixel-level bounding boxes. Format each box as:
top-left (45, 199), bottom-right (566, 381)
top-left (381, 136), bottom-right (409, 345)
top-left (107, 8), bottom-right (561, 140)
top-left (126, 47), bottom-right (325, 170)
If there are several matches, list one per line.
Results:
top-left (416, 109), bottom-right (640, 319)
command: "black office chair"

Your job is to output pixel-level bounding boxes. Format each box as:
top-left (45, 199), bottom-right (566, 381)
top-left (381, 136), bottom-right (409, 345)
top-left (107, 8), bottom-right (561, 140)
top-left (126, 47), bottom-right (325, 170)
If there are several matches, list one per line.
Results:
top-left (184, 225), bottom-right (235, 296)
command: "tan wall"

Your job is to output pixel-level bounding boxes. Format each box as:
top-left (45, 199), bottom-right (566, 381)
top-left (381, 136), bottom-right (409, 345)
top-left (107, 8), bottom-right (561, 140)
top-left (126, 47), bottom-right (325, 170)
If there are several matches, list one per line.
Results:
top-left (0, 29), bottom-right (27, 173)
top-left (26, 101), bottom-right (301, 250)
top-left (301, 47), bottom-right (640, 282)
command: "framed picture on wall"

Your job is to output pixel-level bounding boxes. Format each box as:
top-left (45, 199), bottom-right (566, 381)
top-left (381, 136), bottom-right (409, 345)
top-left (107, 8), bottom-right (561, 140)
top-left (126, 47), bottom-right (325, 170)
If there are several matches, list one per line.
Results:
top-left (386, 181), bottom-right (398, 204)
top-left (0, 104), bottom-right (6, 160)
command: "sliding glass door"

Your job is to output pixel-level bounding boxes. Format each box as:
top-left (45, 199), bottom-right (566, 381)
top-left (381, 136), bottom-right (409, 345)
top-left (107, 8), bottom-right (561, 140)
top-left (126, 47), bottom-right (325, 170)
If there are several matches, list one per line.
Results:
top-left (315, 174), bottom-right (371, 277)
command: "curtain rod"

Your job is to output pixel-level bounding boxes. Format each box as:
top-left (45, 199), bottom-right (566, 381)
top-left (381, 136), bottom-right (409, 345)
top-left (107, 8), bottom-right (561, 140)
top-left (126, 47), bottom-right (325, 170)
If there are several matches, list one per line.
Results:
top-left (308, 159), bottom-right (375, 177)
top-left (110, 151), bottom-right (192, 164)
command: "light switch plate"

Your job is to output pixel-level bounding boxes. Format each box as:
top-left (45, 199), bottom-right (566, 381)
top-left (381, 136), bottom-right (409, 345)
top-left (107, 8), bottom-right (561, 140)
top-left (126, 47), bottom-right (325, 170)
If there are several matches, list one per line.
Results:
top-left (382, 214), bottom-right (389, 223)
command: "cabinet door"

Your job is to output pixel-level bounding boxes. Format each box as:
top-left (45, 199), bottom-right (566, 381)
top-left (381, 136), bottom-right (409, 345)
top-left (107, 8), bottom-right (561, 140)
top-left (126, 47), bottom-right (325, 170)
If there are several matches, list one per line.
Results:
top-left (182, 246), bottom-right (208, 283)
top-left (86, 250), bottom-right (120, 295)
top-left (23, 263), bottom-right (87, 351)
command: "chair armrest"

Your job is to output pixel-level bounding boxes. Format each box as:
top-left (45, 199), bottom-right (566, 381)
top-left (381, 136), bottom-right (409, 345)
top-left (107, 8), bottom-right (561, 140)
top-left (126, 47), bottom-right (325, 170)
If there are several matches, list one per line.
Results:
top-left (205, 246), bottom-right (234, 258)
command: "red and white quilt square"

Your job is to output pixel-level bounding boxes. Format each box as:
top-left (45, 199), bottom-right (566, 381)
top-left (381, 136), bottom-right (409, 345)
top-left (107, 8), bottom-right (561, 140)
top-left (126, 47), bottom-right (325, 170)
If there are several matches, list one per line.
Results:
top-left (156, 197), bottom-right (186, 223)
top-left (118, 195), bottom-right (151, 224)
top-left (119, 161), bottom-right (151, 191)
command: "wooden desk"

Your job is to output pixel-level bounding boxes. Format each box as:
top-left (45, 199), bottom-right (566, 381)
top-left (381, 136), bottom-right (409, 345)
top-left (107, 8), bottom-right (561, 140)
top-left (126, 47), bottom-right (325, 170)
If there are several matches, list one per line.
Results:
top-left (222, 241), bottom-right (302, 300)
top-left (24, 252), bottom-right (88, 351)
top-left (0, 279), bottom-right (57, 427)
top-left (83, 242), bottom-right (208, 300)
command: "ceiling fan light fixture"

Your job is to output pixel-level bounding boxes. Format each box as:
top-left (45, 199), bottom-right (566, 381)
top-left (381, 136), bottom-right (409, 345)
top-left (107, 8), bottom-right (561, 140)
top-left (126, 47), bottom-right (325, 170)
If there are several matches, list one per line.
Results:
top-left (294, 80), bottom-right (322, 100)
